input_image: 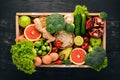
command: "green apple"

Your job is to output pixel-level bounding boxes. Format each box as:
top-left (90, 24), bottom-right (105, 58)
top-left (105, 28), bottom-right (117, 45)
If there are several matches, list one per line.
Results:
top-left (90, 37), bottom-right (102, 47)
top-left (19, 15), bottom-right (31, 28)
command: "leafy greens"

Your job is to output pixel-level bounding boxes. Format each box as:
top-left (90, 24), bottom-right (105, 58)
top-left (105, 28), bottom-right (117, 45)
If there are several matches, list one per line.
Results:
top-left (10, 40), bottom-right (37, 74)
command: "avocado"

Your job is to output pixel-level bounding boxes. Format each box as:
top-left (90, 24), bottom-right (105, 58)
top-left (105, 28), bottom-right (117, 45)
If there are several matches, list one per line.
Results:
top-left (59, 47), bottom-right (73, 61)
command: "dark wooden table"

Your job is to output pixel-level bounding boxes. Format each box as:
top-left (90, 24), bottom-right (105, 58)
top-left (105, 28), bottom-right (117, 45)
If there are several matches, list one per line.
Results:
top-left (0, 0), bottom-right (120, 80)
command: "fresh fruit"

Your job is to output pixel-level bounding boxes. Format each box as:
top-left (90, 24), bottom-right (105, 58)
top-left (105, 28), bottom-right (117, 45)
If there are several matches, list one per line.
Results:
top-left (70, 48), bottom-right (86, 65)
top-left (59, 47), bottom-right (73, 61)
top-left (24, 24), bottom-right (41, 41)
top-left (89, 27), bottom-right (104, 38)
top-left (54, 60), bottom-right (62, 64)
top-left (81, 42), bottom-right (89, 51)
top-left (74, 36), bottom-right (84, 46)
top-left (42, 55), bottom-right (52, 64)
top-left (49, 52), bottom-right (59, 61)
top-left (94, 17), bottom-right (104, 27)
top-left (86, 18), bottom-right (94, 30)
top-left (59, 54), bottom-right (65, 60)
top-left (55, 40), bottom-right (62, 48)
top-left (90, 37), bottom-right (102, 47)
top-left (19, 15), bottom-right (31, 28)
top-left (34, 56), bottom-right (42, 67)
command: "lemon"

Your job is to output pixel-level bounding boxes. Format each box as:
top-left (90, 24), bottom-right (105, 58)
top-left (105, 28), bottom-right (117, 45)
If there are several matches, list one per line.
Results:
top-left (74, 36), bottom-right (84, 46)
top-left (19, 15), bottom-right (31, 28)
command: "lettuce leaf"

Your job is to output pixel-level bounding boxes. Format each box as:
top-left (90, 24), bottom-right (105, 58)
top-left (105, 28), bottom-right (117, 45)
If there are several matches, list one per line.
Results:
top-left (10, 40), bottom-right (37, 74)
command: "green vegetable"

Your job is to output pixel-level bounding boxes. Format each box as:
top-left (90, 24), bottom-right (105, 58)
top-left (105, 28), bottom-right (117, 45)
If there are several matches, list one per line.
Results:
top-left (100, 12), bottom-right (108, 20)
top-left (85, 46), bottom-right (107, 71)
top-left (91, 57), bottom-right (108, 71)
top-left (34, 41), bottom-right (42, 48)
top-left (73, 5), bottom-right (82, 36)
top-left (65, 23), bottom-right (74, 33)
top-left (34, 40), bottom-right (50, 56)
top-left (81, 13), bottom-right (86, 36)
top-left (79, 5), bottom-right (89, 36)
top-left (38, 50), bottom-right (42, 55)
top-left (73, 5), bottom-right (89, 36)
top-left (46, 13), bottom-right (65, 34)
top-left (46, 46), bottom-right (50, 51)
top-left (10, 40), bottom-right (37, 74)
top-left (63, 59), bottom-right (72, 65)
top-left (41, 45), bottom-right (46, 51)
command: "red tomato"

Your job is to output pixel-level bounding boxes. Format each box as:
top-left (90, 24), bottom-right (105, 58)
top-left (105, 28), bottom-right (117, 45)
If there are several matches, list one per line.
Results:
top-left (55, 40), bottom-right (62, 48)
top-left (54, 60), bottom-right (62, 64)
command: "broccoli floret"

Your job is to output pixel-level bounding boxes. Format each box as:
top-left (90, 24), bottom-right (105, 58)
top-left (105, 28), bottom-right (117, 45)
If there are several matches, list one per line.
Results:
top-left (91, 57), bottom-right (108, 71)
top-left (65, 23), bottom-right (74, 33)
top-left (46, 13), bottom-right (65, 34)
top-left (85, 46), bottom-right (107, 67)
top-left (99, 12), bottom-right (108, 20)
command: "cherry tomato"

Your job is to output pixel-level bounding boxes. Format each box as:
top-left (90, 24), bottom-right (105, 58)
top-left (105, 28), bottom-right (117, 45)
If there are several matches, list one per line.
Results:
top-left (55, 40), bottom-right (62, 48)
top-left (54, 60), bottom-right (62, 64)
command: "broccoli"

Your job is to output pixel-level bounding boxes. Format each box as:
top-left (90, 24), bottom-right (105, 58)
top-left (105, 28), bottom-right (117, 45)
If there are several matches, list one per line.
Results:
top-left (46, 13), bottom-right (65, 34)
top-left (85, 46), bottom-right (108, 71)
top-left (99, 12), bottom-right (108, 20)
top-left (65, 23), bottom-right (74, 33)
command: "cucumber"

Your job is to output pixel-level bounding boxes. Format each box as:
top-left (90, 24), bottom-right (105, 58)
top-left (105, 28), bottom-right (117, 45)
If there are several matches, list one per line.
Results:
top-left (74, 14), bottom-right (82, 36)
top-left (81, 14), bottom-right (86, 36)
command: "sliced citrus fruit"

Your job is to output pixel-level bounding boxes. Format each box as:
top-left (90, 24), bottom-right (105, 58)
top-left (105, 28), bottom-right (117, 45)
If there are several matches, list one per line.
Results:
top-left (70, 48), bottom-right (86, 65)
top-left (24, 24), bottom-right (41, 41)
top-left (74, 36), bottom-right (84, 46)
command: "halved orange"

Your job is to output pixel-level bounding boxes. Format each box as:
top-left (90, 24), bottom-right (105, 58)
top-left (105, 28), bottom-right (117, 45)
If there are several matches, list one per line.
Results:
top-left (70, 48), bottom-right (86, 65)
top-left (24, 24), bottom-right (41, 41)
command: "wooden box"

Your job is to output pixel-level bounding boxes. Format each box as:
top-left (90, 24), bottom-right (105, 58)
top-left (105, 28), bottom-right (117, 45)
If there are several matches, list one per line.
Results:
top-left (16, 12), bottom-right (106, 68)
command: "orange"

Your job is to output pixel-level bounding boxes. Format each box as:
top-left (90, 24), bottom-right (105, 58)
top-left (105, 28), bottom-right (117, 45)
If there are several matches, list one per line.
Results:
top-left (24, 24), bottom-right (41, 41)
top-left (70, 48), bottom-right (86, 65)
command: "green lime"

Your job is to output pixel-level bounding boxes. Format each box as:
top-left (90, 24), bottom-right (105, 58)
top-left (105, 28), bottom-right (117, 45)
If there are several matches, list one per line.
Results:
top-left (74, 36), bottom-right (84, 46)
top-left (19, 15), bottom-right (31, 28)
